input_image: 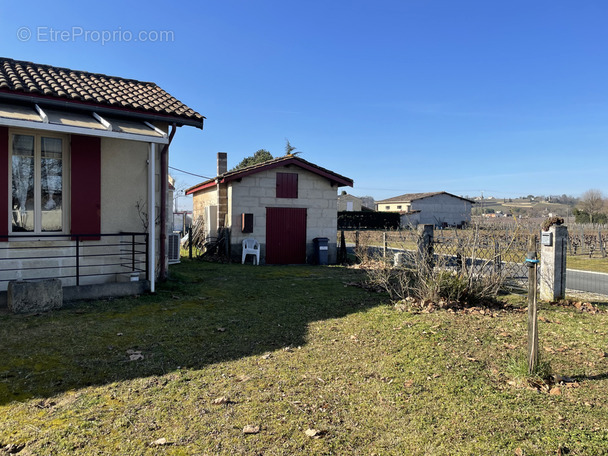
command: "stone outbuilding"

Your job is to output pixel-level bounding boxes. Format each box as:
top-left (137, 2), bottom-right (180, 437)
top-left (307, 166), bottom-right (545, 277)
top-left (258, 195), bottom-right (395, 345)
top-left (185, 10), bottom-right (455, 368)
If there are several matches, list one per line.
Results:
top-left (185, 153), bottom-right (353, 264)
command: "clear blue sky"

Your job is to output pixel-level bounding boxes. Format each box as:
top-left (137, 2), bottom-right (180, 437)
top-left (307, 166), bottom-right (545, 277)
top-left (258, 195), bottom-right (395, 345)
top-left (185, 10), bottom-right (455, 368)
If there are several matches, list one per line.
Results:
top-left (2, 0), bottom-right (607, 209)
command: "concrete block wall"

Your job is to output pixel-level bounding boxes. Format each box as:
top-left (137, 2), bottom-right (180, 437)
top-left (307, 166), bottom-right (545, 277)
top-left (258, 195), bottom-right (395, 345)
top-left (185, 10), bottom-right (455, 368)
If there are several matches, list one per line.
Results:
top-left (228, 166), bottom-right (339, 263)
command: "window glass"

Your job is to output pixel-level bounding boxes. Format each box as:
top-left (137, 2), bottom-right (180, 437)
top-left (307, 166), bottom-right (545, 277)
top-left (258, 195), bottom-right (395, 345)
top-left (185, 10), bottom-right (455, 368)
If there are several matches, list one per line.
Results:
top-left (11, 135), bottom-right (35, 232)
top-left (10, 134), bottom-right (64, 234)
top-left (41, 137), bottom-right (63, 231)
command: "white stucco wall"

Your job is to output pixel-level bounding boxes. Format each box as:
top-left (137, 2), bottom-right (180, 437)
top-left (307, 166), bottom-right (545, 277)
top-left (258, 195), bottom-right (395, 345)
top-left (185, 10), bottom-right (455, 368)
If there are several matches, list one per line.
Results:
top-left (101, 137), bottom-right (155, 233)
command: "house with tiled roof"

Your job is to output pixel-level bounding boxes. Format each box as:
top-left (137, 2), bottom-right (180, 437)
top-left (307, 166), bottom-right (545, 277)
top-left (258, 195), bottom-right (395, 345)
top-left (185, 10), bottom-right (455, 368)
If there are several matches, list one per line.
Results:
top-left (0, 57), bottom-right (204, 307)
top-left (186, 153), bottom-right (353, 264)
top-left (376, 192), bottom-right (474, 228)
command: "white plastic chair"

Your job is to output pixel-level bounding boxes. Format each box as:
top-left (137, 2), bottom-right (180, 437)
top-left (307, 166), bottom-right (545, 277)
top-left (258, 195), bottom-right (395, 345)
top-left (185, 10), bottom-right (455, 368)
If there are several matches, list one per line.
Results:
top-left (241, 238), bottom-right (260, 265)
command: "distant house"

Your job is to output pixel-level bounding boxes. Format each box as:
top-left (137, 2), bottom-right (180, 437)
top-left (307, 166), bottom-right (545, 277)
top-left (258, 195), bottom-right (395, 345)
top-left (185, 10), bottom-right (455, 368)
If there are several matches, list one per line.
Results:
top-left (338, 193), bottom-right (374, 212)
top-left (185, 153), bottom-right (353, 264)
top-left (0, 57), bottom-right (204, 301)
top-left (375, 192), bottom-right (474, 228)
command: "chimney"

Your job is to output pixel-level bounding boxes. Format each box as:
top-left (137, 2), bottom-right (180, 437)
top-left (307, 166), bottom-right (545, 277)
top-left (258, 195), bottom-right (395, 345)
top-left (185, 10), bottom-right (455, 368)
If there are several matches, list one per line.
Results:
top-left (217, 152), bottom-right (227, 176)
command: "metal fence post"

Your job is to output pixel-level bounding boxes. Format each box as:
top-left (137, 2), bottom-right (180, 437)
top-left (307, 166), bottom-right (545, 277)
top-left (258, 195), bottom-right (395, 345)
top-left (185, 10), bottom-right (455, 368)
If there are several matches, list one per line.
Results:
top-left (131, 233), bottom-right (136, 272)
top-left (526, 236), bottom-right (539, 374)
top-left (75, 235), bottom-right (80, 286)
top-left (145, 233), bottom-right (150, 282)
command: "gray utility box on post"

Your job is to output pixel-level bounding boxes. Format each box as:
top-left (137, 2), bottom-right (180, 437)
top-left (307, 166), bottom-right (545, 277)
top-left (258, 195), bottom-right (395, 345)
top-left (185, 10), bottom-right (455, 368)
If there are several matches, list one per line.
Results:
top-left (313, 237), bottom-right (329, 265)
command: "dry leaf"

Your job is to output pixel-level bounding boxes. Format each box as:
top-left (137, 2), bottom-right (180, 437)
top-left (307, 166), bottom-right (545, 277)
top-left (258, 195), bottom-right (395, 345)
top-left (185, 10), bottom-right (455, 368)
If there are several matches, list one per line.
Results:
top-left (212, 396), bottom-right (230, 405)
top-left (305, 428), bottom-right (326, 439)
top-left (403, 380), bottom-right (414, 388)
top-left (549, 387), bottom-right (562, 396)
top-left (151, 438), bottom-right (168, 446)
top-left (261, 353), bottom-right (272, 360)
top-left (216, 327), bottom-right (226, 332)
top-left (243, 425), bottom-right (260, 434)
top-left (515, 448), bottom-right (524, 456)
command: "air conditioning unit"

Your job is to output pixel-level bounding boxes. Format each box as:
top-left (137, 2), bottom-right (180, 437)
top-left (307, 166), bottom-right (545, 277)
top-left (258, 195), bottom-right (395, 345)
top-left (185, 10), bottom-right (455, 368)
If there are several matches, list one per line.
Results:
top-left (168, 233), bottom-right (181, 264)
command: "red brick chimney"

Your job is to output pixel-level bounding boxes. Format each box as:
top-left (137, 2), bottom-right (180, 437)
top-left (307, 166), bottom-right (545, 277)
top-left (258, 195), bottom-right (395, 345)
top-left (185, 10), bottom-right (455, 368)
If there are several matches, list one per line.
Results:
top-left (217, 152), bottom-right (228, 229)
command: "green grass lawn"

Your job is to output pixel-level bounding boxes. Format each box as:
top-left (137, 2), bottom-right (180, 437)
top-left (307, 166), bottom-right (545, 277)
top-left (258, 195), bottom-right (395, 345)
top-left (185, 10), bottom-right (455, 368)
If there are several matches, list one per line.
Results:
top-left (567, 256), bottom-right (608, 274)
top-left (1, 261), bottom-right (608, 455)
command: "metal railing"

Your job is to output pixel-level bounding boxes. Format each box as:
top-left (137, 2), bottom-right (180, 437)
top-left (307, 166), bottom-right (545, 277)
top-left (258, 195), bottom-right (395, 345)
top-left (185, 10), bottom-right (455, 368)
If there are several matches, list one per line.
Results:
top-left (0, 232), bottom-right (148, 288)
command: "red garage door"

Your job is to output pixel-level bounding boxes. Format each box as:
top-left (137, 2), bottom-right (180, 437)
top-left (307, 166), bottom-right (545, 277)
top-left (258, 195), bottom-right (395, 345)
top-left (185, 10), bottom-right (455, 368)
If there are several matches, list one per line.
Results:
top-left (266, 207), bottom-right (307, 264)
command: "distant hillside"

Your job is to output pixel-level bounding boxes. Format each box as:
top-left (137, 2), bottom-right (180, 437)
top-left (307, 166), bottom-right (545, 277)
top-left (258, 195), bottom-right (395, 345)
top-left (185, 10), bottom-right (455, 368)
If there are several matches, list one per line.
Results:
top-left (473, 197), bottom-right (574, 218)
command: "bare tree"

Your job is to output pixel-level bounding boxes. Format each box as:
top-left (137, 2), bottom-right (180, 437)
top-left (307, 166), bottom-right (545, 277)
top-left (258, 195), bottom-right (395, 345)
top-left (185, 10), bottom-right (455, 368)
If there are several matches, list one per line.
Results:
top-left (579, 189), bottom-right (605, 224)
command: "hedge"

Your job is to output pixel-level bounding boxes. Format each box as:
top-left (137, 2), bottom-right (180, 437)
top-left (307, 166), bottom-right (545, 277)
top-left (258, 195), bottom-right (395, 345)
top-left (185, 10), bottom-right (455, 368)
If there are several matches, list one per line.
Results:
top-left (337, 211), bottom-right (401, 230)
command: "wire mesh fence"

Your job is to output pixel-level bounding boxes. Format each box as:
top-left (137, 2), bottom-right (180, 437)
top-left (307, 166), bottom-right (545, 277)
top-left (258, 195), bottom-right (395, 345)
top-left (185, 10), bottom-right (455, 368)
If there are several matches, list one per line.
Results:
top-left (341, 223), bottom-right (608, 296)
top-left (342, 226), bottom-right (539, 293)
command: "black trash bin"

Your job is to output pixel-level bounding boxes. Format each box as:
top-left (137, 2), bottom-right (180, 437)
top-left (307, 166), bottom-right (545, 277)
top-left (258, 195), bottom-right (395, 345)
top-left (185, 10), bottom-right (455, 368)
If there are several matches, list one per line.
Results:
top-left (313, 237), bottom-right (329, 265)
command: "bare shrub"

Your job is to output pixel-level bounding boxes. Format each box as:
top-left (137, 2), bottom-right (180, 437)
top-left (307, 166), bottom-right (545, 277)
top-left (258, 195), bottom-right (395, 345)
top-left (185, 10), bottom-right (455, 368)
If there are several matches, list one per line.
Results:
top-left (357, 226), bottom-right (519, 308)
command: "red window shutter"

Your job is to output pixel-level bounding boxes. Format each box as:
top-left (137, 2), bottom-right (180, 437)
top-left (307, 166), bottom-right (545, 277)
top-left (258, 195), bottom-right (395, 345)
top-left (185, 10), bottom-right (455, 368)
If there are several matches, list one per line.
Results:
top-left (71, 135), bottom-right (101, 240)
top-left (276, 172), bottom-right (298, 198)
top-left (0, 127), bottom-right (8, 241)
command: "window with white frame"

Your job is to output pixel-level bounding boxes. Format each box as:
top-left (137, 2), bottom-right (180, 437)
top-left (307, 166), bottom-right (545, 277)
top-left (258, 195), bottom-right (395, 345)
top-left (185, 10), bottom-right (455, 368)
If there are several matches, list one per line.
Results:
top-left (10, 132), bottom-right (66, 233)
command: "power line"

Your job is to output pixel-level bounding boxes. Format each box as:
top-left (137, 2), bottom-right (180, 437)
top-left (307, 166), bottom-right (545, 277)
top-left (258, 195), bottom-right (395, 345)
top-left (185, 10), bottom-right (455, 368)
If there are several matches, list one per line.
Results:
top-left (168, 166), bottom-right (213, 180)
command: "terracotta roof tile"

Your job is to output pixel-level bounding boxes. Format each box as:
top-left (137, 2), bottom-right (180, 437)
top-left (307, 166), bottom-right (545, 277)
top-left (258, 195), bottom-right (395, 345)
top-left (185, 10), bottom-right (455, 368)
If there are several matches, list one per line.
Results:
top-left (0, 57), bottom-right (204, 128)
top-left (186, 155), bottom-right (353, 195)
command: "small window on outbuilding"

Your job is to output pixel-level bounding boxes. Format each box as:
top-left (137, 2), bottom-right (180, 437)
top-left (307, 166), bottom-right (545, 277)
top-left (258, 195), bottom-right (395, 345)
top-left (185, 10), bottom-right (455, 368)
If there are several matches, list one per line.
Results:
top-left (276, 172), bottom-right (298, 198)
top-left (397, 205), bottom-right (402, 210)
top-left (241, 213), bottom-right (253, 233)
top-left (385, 206), bottom-right (390, 210)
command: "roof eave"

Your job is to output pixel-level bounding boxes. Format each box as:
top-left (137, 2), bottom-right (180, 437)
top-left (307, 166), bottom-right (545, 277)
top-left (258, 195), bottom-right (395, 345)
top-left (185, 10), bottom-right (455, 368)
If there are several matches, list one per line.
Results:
top-left (0, 90), bottom-right (205, 130)
top-left (223, 157), bottom-right (353, 187)
top-left (185, 180), bottom-right (217, 195)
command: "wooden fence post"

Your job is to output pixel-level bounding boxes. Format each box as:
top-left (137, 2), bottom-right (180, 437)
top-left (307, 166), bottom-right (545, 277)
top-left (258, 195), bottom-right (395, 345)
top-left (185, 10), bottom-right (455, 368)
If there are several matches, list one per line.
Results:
top-left (417, 224), bottom-right (434, 269)
top-left (526, 235), bottom-right (539, 374)
top-left (494, 240), bottom-right (501, 274)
